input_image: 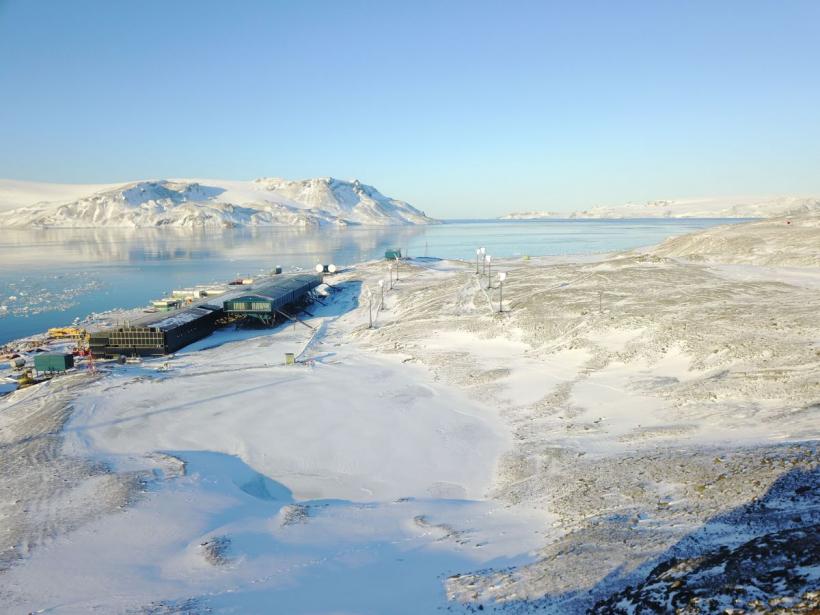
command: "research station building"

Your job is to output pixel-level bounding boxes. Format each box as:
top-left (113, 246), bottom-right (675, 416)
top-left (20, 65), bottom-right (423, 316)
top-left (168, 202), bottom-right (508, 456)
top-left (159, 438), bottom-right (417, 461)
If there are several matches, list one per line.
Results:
top-left (89, 273), bottom-right (323, 358)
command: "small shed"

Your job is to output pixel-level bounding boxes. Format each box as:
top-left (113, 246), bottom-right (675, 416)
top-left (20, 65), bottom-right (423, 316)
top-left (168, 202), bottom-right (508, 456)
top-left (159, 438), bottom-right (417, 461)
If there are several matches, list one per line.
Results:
top-left (34, 352), bottom-right (74, 373)
top-left (151, 298), bottom-right (182, 311)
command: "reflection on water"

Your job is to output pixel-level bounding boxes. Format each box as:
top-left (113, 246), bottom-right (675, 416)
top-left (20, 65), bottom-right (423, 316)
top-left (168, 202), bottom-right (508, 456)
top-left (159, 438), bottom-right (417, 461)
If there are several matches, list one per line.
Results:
top-left (0, 226), bottom-right (427, 266)
top-left (0, 219), bottom-right (740, 343)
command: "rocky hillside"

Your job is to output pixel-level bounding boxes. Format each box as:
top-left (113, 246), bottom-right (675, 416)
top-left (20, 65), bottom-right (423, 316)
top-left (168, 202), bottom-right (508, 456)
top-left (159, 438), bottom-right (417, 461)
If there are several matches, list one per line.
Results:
top-left (0, 177), bottom-right (436, 228)
top-left (645, 213), bottom-right (820, 267)
top-left (592, 465), bottom-right (820, 615)
top-left (593, 526), bottom-right (819, 614)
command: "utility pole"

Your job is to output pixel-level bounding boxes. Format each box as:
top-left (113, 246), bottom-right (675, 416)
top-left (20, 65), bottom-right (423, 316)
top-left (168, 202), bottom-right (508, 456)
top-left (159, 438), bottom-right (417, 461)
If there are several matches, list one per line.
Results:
top-left (485, 255), bottom-right (492, 289)
top-left (498, 272), bottom-right (507, 312)
top-left (378, 279), bottom-right (384, 310)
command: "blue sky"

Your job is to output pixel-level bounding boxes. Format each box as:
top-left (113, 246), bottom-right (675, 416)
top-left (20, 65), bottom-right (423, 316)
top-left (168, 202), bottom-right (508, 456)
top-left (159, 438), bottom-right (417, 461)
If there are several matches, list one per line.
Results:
top-left (1, 0), bottom-right (819, 217)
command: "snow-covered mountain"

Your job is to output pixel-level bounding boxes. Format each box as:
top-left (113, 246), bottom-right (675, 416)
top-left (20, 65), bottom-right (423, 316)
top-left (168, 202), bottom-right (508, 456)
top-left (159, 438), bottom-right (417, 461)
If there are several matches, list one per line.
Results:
top-left (0, 177), bottom-right (436, 228)
top-left (501, 195), bottom-right (820, 220)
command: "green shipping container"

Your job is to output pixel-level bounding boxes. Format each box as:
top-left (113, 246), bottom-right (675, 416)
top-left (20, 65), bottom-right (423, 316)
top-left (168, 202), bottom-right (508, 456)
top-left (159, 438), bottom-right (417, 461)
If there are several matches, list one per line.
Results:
top-left (34, 352), bottom-right (74, 373)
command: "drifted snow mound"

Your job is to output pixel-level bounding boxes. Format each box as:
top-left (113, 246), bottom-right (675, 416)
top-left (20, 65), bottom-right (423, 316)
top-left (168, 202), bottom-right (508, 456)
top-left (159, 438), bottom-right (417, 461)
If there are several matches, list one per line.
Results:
top-left (502, 195), bottom-right (820, 220)
top-left (644, 213), bottom-right (820, 267)
top-left (0, 177), bottom-right (436, 228)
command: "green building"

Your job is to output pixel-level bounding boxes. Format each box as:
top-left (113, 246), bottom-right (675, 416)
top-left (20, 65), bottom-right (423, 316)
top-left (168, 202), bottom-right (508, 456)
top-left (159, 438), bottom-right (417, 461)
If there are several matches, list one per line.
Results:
top-left (223, 274), bottom-right (322, 326)
top-left (34, 352), bottom-right (74, 373)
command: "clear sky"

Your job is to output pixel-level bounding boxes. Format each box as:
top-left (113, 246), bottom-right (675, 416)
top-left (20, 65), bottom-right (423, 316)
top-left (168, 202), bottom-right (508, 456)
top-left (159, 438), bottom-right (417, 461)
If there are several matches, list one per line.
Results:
top-left (1, 0), bottom-right (819, 218)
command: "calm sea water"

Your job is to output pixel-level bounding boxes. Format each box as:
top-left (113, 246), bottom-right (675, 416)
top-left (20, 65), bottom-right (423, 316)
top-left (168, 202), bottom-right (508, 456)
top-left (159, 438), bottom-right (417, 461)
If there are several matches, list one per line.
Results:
top-left (0, 219), bottom-right (741, 344)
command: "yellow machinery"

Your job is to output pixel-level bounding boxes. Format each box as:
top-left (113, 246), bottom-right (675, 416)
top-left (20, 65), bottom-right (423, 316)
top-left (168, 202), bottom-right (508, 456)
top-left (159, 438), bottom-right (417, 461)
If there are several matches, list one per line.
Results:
top-left (48, 327), bottom-right (88, 341)
top-left (18, 369), bottom-right (36, 388)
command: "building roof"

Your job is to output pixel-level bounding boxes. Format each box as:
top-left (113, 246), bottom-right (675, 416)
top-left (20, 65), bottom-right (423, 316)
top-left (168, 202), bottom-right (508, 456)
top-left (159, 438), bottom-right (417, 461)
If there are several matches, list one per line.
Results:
top-left (149, 306), bottom-right (218, 331)
top-left (224, 274), bottom-right (322, 310)
top-left (101, 273), bottom-right (322, 332)
top-left (113, 303), bottom-right (220, 332)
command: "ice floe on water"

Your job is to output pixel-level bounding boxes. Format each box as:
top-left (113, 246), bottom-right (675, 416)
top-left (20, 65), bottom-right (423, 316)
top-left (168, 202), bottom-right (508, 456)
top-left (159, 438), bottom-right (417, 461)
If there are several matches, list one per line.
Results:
top-left (0, 272), bottom-right (103, 318)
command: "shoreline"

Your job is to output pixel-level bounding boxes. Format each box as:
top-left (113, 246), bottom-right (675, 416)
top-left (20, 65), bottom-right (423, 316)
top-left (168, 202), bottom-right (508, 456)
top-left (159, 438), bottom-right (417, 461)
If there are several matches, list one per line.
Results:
top-left (0, 217), bottom-right (761, 346)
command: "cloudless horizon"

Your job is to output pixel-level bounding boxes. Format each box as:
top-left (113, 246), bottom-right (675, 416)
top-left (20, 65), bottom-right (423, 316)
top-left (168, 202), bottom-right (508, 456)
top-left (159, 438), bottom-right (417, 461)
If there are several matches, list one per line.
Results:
top-left (1, 0), bottom-right (819, 218)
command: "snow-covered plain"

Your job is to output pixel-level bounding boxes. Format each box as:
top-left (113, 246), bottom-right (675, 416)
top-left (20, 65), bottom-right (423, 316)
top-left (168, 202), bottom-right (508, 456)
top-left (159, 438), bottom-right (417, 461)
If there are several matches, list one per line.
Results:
top-left (0, 215), bottom-right (818, 613)
top-left (0, 177), bottom-right (436, 228)
top-left (0, 280), bottom-right (550, 614)
top-left (502, 194), bottom-right (820, 219)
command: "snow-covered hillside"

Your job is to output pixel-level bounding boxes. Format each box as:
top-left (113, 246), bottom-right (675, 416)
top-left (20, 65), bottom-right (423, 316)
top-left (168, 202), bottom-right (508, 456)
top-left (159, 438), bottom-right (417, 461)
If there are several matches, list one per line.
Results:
top-left (502, 195), bottom-right (820, 220)
top-left (645, 212), bottom-right (820, 267)
top-left (0, 179), bottom-right (124, 213)
top-left (0, 177), bottom-right (436, 228)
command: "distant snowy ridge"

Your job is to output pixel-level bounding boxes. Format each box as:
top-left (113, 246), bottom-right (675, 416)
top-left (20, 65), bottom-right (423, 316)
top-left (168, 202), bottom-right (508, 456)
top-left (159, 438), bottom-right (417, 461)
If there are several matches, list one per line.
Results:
top-left (501, 210), bottom-right (566, 220)
top-left (0, 177), bottom-right (436, 228)
top-left (502, 195), bottom-right (820, 220)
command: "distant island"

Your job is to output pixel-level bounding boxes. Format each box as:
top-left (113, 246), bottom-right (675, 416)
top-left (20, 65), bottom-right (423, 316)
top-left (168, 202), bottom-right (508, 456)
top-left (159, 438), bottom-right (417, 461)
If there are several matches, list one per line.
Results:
top-left (502, 195), bottom-right (820, 220)
top-left (0, 177), bottom-right (437, 228)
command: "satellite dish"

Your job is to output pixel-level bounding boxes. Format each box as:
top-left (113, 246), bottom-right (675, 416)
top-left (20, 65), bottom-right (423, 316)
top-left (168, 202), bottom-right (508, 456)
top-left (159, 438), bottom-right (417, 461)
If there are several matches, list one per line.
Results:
top-left (315, 264), bottom-right (324, 273)
top-left (485, 254), bottom-right (492, 262)
top-left (498, 272), bottom-right (507, 282)
top-left (328, 264), bottom-right (337, 274)
top-left (378, 279), bottom-right (384, 287)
